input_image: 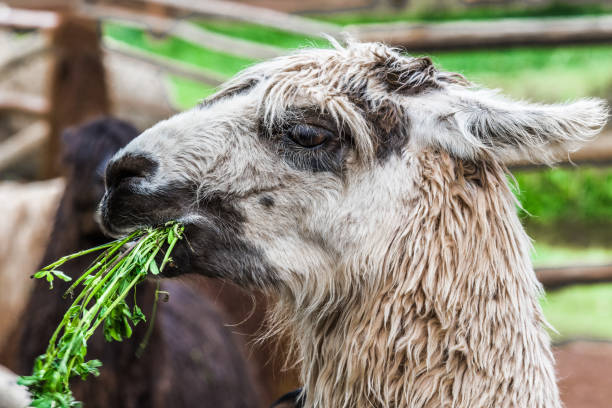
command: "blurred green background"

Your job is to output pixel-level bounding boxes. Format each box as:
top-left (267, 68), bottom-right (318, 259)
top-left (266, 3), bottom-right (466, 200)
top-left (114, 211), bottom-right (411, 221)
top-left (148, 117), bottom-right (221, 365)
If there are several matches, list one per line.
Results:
top-left (103, 2), bottom-right (612, 342)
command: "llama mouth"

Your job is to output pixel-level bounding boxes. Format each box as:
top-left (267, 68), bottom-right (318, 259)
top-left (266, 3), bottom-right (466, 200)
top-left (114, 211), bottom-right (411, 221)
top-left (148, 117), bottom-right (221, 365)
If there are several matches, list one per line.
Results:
top-left (97, 191), bottom-right (147, 238)
top-left (154, 217), bottom-right (277, 286)
top-left (100, 185), bottom-right (277, 285)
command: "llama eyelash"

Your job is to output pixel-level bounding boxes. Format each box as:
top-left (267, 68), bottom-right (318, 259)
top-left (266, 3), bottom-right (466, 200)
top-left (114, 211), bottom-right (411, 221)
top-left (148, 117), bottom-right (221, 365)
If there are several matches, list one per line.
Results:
top-left (276, 131), bottom-right (346, 174)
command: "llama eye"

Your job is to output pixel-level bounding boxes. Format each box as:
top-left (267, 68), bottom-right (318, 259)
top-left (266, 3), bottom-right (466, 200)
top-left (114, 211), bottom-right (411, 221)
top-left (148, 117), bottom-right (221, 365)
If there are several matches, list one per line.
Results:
top-left (288, 124), bottom-right (332, 148)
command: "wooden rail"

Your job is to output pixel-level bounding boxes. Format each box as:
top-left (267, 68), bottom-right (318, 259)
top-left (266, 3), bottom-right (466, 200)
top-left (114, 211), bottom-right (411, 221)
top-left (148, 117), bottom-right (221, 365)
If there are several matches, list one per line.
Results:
top-left (0, 40), bottom-right (49, 79)
top-left (138, 0), bottom-right (341, 38)
top-left (509, 133), bottom-right (612, 169)
top-left (0, 5), bottom-right (59, 29)
top-left (0, 91), bottom-right (48, 116)
top-left (564, 134), bottom-right (612, 165)
top-left (537, 264), bottom-right (612, 290)
top-left (83, 4), bottom-right (285, 59)
top-left (103, 37), bottom-right (227, 86)
top-left (349, 15), bottom-right (612, 50)
top-left (0, 121), bottom-right (49, 173)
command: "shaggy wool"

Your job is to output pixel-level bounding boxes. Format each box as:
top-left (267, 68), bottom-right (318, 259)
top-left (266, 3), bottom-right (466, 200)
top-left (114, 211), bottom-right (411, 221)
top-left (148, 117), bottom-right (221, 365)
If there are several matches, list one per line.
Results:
top-left (269, 150), bottom-right (561, 407)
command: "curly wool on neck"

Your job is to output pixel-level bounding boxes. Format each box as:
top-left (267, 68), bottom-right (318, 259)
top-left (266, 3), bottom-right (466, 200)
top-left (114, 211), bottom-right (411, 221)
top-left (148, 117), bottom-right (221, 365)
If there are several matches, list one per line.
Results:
top-left (267, 150), bottom-right (559, 408)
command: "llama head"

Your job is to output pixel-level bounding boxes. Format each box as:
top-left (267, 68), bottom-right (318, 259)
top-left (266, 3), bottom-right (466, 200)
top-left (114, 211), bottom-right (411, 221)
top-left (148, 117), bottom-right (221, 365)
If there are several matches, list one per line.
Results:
top-left (99, 41), bottom-right (608, 289)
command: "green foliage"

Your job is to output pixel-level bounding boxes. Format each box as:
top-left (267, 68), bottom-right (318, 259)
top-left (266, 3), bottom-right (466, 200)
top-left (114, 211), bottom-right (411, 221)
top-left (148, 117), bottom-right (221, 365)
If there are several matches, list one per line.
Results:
top-left (166, 75), bottom-right (217, 109)
top-left (196, 20), bottom-right (330, 49)
top-left (430, 45), bottom-right (612, 77)
top-left (19, 223), bottom-right (184, 408)
top-left (34, 269), bottom-right (71, 290)
top-left (316, 2), bottom-right (612, 25)
top-left (103, 23), bottom-right (255, 76)
top-left (532, 243), bottom-right (612, 268)
top-left (103, 19), bottom-right (612, 106)
top-left (429, 45), bottom-right (612, 101)
top-left (514, 167), bottom-right (612, 228)
top-left (542, 283), bottom-right (612, 341)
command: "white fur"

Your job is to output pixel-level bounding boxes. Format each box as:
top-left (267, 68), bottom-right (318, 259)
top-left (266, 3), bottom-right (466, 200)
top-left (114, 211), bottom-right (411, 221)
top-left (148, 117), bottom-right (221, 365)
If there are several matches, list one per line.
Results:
top-left (110, 41), bottom-right (609, 407)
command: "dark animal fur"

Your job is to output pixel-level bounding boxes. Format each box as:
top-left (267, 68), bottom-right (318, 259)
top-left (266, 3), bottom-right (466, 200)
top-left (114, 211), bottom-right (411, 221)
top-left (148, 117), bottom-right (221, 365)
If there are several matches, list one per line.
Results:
top-left (1, 118), bottom-right (262, 408)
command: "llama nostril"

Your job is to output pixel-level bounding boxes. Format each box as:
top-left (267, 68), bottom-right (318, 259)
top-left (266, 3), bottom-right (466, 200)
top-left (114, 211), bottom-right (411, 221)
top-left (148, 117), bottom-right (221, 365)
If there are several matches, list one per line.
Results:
top-left (105, 153), bottom-right (157, 190)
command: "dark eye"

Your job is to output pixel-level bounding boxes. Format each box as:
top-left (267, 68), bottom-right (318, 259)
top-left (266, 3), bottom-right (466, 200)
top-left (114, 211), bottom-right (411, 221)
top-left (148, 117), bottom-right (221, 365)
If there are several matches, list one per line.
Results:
top-left (288, 124), bottom-right (332, 148)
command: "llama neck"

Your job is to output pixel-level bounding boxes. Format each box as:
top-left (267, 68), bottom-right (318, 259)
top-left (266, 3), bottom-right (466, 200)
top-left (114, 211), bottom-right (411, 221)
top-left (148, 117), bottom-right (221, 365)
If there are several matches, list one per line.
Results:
top-left (284, 152), bottom-right (561, 408)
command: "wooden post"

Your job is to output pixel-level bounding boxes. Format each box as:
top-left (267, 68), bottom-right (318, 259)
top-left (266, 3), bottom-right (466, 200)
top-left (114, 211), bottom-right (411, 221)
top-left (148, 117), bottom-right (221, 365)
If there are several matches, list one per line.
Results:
top-left (537, 264), bottom-right (612, 290)
top-left (44, 14), bottom-right (110, 178)
top-left (349, 15), bottom-right (612, 50)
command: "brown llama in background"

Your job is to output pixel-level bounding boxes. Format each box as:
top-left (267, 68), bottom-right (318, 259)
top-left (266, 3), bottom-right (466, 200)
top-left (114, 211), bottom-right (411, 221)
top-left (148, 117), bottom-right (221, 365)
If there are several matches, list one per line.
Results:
top-left (1, 117), bottom-right (268, 408)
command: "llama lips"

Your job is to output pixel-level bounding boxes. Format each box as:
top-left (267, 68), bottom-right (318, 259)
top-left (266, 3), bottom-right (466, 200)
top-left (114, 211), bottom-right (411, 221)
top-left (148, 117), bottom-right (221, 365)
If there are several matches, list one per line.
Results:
top-left (151, 220), bottom-right (277, 285)
top-left (97, 191), bottom-right (135, 238)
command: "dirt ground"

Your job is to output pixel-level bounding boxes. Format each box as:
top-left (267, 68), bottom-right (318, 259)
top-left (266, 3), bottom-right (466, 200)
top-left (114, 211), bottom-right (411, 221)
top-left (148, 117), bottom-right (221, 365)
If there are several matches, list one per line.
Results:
top-left (555, 341), bottom-right (612, 408)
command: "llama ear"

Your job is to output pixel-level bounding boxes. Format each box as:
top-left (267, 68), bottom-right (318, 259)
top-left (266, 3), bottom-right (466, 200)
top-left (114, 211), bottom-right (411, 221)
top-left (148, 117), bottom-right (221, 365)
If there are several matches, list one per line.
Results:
top-left (450, 90), bottom-right (609, 164)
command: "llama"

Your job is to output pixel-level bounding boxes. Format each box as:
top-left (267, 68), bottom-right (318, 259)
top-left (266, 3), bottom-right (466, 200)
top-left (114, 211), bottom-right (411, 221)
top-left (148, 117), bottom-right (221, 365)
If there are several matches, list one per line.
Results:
top-left (98, 41), bottom-right (609, 408)
top-left (2, 118), bottom-right (262, 408)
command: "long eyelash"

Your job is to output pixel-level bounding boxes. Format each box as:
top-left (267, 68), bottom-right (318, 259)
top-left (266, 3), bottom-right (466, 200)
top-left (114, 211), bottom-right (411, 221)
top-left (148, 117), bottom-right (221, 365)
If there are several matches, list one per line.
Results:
top-left (277, 139), bottom-right (343, 173)
top-left (261, 106), bottom-right (350, 174)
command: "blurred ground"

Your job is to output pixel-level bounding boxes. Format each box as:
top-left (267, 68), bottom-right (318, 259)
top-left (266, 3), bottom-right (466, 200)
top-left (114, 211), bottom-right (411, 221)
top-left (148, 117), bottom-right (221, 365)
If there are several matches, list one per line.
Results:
top-left (0, 364), bottom-right (30, 408)
top-left (555, 341), bottom-right (612, 408)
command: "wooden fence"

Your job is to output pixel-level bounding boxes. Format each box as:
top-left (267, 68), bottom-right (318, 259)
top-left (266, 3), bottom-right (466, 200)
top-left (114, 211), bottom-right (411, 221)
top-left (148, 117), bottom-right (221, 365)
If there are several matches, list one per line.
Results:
top-left (0, 0), bottom-right (611, 289)
top-left (349, 15), bottom-right (612, 50)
